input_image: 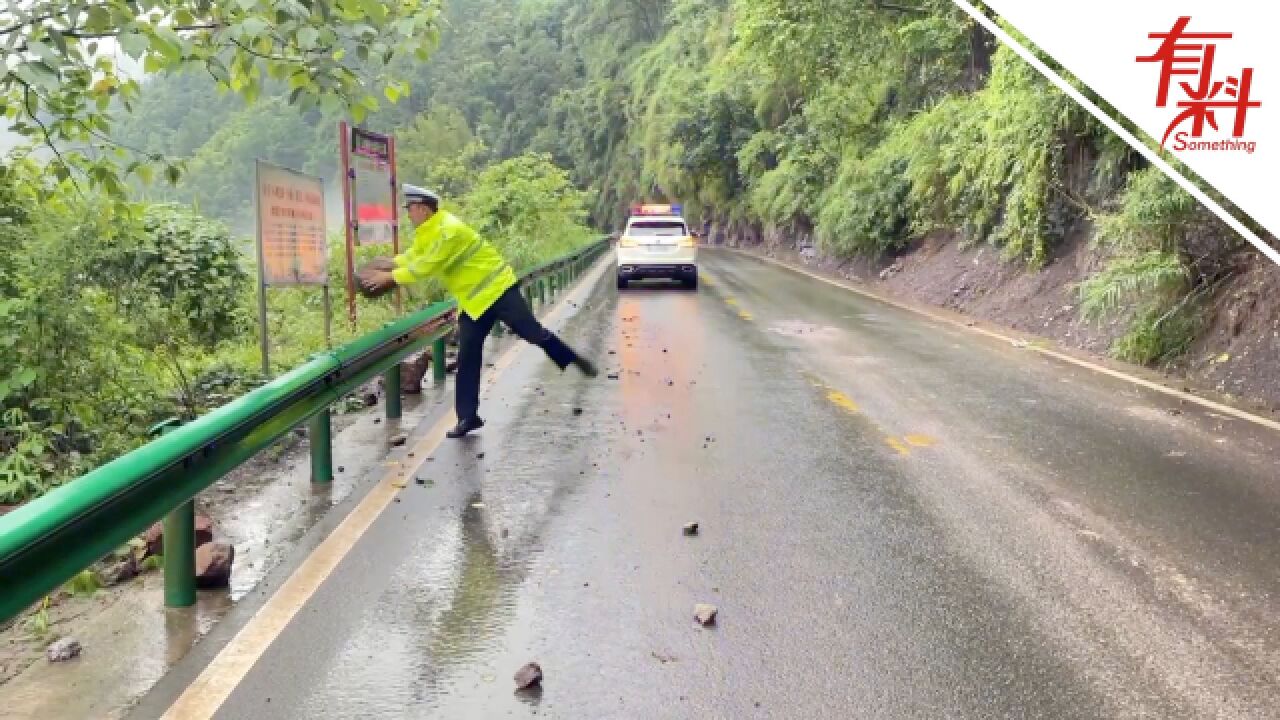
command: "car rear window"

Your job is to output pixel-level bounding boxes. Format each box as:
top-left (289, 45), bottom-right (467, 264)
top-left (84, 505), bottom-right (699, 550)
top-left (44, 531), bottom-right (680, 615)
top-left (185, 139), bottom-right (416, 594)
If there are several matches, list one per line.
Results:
top-left (627, 220), bottom-right (687, 237)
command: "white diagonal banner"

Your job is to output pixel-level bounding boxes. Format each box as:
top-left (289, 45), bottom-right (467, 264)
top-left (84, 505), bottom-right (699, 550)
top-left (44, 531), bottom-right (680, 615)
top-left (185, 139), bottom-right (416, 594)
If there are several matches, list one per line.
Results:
top-left (957, 1), bottom-right (1280, 267)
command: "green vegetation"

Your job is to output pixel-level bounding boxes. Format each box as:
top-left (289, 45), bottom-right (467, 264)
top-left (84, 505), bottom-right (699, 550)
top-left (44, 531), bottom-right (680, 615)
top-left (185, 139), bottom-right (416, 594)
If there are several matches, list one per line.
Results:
top-left (384, 0), bottom-right (1237, 366)
top-left (1, 0), bottom-right (1255, 502)
top-left (0, 2), bottom-right (597, 504)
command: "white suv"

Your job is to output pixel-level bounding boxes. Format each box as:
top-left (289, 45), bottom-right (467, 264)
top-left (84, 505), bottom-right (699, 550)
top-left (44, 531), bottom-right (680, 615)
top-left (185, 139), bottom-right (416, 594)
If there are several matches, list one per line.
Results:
top-left (615, 205), bottom-right (698, 290)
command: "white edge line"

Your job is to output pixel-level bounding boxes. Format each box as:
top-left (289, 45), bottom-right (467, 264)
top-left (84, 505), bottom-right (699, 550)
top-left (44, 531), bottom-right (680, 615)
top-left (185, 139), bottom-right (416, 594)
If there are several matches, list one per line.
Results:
top-left (949, 0), bottom-right (1280, 269)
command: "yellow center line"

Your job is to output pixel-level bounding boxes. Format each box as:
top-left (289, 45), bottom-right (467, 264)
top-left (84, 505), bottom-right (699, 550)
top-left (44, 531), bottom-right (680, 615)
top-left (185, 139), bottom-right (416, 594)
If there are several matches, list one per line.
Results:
top-left (827, 390), bottom-right (859, 414)
top-left (821, 388), bottom-right (936, 458)
top-left (739, 248), bottom-right (1280, 436)
top-left (885, 437), bottom-right (912, 456)
top-left (160, 259), bottom-right (608, 720)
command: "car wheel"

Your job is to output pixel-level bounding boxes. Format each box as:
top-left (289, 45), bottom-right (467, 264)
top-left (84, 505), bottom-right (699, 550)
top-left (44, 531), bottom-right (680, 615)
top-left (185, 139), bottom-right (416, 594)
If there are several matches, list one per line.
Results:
top-left (617, 274), bottom-right (628, 290)
top-left (683, 274), bottom-right (698, 290)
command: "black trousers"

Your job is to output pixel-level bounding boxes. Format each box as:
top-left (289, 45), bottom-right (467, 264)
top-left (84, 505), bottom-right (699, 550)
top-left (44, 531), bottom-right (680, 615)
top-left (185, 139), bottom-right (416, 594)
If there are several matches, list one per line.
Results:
top-left (455, 285), bottom-right (577, 421)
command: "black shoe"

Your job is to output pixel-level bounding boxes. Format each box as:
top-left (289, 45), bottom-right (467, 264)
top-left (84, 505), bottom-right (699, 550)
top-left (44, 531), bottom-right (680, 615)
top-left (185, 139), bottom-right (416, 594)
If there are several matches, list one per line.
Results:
top-left (446, 417), bottom-right (484, 438)
top-left (572, 356), bottom-right (598, 378)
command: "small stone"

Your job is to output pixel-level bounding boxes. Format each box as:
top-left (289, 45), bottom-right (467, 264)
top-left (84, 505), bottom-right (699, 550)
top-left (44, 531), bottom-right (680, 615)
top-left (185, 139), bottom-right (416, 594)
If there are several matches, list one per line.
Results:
top-left (607, 373), bottom-right (620, 380)
top-left (362, 392), bottom-right (379, 407)
top-left (501, 528), bottom-right (509, 538)
top-left (374, 417), bottom-right (383, 425)
top-left (682, 522), bottom-right (699, 537)
top-left (415, 476), bottom-right (426, 486)
top-left (476, 452), bottom-right (486, 459)
top-left (46, 637), bottom-right (82, 662)
top-left (98, 555), bottom-right (138, 586)
top-left (337, 466), bottom-right (345, 473)
top-left (194, 542), bottom-right (235, 588)
top-left (572, 407), bottom-right (583, 416)
top-left (514, 662), bottom-right (543, 690)
top-left (694, 603), bottom-right (717, 626)
top-left (389, 433), bottom-right (408, 447)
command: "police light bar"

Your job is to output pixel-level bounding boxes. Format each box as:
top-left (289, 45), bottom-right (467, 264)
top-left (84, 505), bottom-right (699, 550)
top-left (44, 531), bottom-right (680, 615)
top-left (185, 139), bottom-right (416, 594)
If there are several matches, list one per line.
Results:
top-left (630, 203), bottom-right (683, 216)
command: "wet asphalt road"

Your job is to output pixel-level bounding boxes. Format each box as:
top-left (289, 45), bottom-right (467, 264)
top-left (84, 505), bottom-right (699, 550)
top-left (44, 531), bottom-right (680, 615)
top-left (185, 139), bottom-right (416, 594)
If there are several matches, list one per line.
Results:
top-left (137, 250), bottom-right (1280, 719)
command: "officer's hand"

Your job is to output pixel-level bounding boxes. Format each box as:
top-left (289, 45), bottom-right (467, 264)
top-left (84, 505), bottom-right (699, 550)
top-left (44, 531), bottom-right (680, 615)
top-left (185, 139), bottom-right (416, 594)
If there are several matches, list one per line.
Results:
top-left (358, 269), bottom-right (397, 298)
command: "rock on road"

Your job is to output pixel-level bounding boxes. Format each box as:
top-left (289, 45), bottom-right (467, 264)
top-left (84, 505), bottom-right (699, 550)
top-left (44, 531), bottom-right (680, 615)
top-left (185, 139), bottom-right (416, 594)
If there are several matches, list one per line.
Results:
top-left (130, 249), bottom-right (1280, 720)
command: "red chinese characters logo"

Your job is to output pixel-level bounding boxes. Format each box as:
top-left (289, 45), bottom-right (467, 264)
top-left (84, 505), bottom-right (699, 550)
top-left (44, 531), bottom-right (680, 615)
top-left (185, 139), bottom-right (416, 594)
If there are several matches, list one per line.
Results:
top-left (1138, 17), bottom-right (1260, 154)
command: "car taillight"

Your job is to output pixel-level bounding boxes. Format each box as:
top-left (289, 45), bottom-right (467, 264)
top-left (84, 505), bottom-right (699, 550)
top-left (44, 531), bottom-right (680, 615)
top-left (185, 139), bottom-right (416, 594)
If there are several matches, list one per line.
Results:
top-left (620, 237), bottom-right (638, 247)
top-left (679, 236), bottom-right (696, 247)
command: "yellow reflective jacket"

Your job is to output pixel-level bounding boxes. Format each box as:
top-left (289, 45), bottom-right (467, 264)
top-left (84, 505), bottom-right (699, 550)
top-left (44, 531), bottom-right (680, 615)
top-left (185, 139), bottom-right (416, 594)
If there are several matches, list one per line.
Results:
top-left (391, 210), bottom-right (517, 320)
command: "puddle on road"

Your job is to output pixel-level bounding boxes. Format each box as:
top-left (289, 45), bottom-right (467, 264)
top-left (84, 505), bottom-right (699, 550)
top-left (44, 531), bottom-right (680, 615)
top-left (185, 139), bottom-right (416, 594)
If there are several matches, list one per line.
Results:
top-left (218, 402), bottom-right (435, 601)
top-left (295, 493), bottom-right (541, 718)
top-left (294, 304), bottom-right (631, 717)
top-left (769, 320), bottom-right (842, 341)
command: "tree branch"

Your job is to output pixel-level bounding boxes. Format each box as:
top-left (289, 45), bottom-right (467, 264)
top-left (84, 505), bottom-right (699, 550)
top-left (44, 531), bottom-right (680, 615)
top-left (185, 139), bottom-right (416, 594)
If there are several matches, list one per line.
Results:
top-left (229, 37), bottom-right (299, 63)
top-left (61, 23), bottom-right (223, 40)
top-left (11, 23), bottom-right (226, 54)
top-left (873, 1), bottom-right (930, 13)
top-left (0, 11), bottom-right (64, 39)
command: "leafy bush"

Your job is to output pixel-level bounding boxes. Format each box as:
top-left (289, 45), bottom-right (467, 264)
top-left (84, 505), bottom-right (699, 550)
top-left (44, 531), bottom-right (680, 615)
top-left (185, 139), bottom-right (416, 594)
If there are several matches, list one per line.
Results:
top-left (460, 153), bottom-right (595, 271)
top-left (1079, 169), bottom-right (1219, 364)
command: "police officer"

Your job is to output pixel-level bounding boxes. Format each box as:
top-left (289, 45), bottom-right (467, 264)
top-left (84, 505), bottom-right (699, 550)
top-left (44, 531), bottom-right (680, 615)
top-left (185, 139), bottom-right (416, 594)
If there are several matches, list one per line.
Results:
top-left (358, 185), bottom-right (597, 438)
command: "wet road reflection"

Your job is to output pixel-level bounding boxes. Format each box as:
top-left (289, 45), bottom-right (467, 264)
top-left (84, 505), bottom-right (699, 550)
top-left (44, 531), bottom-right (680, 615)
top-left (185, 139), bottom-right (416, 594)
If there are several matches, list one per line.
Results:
top-left (137, 252), bottom-right (1280, 719)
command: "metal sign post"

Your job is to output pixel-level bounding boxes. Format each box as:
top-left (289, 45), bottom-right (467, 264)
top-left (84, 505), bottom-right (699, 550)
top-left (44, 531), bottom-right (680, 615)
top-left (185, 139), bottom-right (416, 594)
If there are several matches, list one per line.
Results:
top-left (254, 161), bottom-right (271, 376)
top-left (387, 134), bottom-right (402, 314)
top-left (339, 121), bottom-right (359, 329)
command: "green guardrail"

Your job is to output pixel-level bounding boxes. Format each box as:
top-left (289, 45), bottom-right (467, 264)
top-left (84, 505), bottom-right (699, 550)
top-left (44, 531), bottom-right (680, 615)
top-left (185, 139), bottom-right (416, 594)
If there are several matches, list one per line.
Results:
top-left (0, 238), bottom-right (610, 623)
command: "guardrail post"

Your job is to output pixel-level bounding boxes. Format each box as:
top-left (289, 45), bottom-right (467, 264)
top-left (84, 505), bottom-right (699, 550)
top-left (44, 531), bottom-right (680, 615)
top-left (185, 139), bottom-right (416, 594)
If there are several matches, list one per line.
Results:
top-left (309, 409), bottom-right (333, 484)
top-left (384, 364), bottom-right (402, 420)
top-left (432, 337), bottom-right (447, 385)
top-left (148, 419), bottom-right (196, 609)
top-left (163, 502), bottom-right (197, 608)
top-left (537, 278), bottom-right (546, 304)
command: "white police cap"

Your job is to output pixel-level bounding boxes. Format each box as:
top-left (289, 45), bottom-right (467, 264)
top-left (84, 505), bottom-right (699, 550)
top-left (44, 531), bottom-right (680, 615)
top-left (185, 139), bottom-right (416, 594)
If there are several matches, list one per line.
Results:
top-left (402, 184), bottom-right (439, 204)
